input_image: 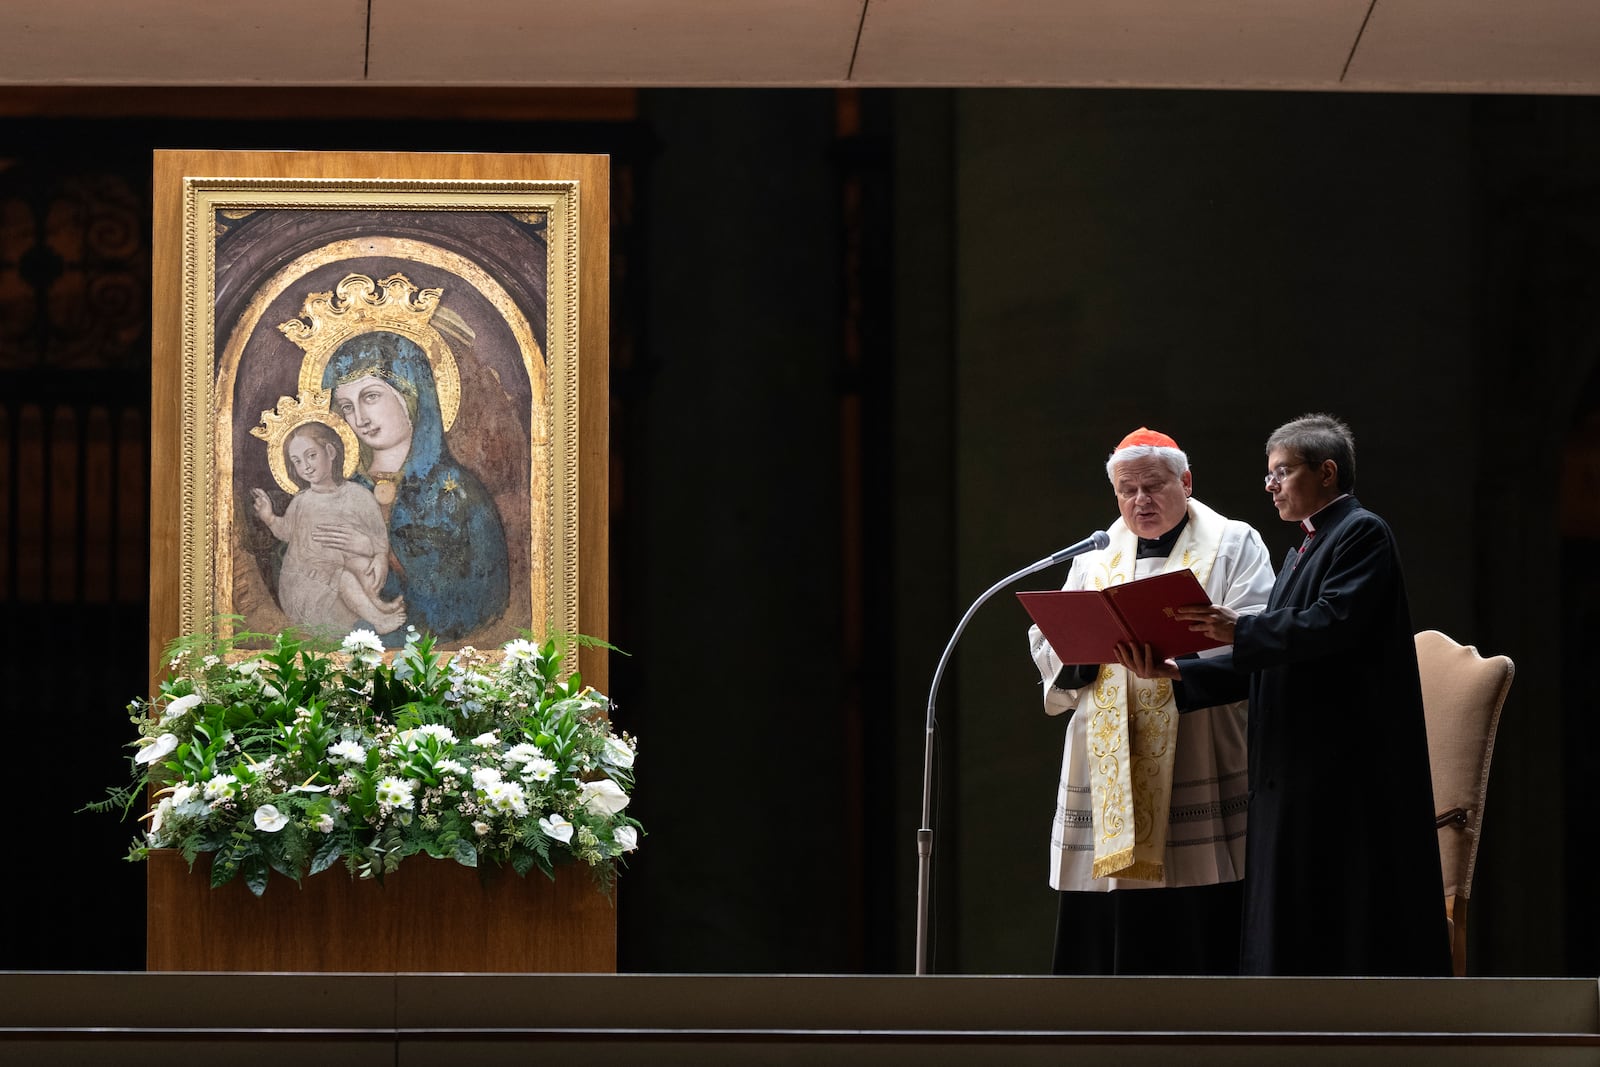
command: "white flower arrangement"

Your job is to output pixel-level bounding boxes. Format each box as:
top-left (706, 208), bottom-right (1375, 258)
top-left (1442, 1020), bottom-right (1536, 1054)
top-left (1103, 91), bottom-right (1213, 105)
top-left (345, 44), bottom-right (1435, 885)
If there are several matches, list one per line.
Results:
top-left (96, 626), bottom-right (641, 897)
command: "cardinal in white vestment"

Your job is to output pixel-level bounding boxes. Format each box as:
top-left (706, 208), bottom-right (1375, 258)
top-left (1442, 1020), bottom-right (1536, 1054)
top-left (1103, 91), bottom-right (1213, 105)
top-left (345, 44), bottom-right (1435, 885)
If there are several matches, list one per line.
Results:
top-left (1027, 426), bottom-right (1274, 975)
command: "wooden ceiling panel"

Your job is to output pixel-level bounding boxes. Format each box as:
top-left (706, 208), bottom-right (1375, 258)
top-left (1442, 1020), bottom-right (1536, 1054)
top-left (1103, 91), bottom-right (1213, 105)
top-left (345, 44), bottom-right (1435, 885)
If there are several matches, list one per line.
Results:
top-left (3, 0), bottom-right (1600, 94)
top-left (369, 0), bottom-right (866, 85)
top-left (852, 0), bottom-right (1373, 87)
top-left (0, 0), bottom-right (368, 84)
top-left (1346, 0), bottom-right (1600, 92)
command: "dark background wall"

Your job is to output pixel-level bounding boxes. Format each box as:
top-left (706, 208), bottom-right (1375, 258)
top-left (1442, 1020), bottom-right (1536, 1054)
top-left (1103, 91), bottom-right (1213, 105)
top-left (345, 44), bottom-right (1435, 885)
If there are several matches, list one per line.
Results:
top-left (1, 87), bottom-right (1594, 978)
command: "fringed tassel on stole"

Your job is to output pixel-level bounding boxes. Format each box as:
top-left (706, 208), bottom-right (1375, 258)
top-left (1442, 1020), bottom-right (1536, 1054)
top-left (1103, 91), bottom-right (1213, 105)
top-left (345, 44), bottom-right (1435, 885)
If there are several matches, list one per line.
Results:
top-left (1090, 850), bottom-right (1165, 883)
top-left (1113, 859), bottom-right (1165, 883)
top-left (1092, 847), bottom-right (1135, 880)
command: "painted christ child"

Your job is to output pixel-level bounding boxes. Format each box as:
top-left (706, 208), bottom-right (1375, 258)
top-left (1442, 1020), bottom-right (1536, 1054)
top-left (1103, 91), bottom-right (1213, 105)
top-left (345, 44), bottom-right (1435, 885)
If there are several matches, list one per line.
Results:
top-left (250, 421), bottom-right (406, 637)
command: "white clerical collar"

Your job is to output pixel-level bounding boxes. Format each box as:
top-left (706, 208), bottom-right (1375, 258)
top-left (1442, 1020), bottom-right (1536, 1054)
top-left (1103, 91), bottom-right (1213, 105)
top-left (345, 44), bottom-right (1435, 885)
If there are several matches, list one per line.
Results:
top-left (1301, 494), bottom-right (1351, 534)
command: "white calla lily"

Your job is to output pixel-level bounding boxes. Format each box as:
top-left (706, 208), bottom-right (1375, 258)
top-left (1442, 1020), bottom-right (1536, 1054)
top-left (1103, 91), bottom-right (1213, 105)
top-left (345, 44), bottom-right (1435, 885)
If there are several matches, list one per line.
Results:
top-left (253, 805), bottom-right (289, 832)
top-left (580, 779), bottom-right (630, 815)
top-left (134, 733), bottom-right (180, 766)
top-left (160, 693), bottom-right (203, 723)
top-left (539, 814), bottom-right (575, 844)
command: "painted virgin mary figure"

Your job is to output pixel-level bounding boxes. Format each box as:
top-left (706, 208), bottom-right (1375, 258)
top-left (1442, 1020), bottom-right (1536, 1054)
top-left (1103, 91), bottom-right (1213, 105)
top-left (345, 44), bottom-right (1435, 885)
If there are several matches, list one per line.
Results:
top-left (321, 329), bottom-right (510, 642)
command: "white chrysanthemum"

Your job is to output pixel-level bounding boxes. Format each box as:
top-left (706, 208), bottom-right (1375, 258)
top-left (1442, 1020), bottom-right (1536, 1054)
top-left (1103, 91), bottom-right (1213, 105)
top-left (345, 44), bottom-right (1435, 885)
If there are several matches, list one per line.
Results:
top-left (482, 780), bottom-right (529, 817)
top-left (471, 731), bottom-right (499, 747)
top-left (602, 736), bottom-right (635, 770)
top-left (436, 759), bottom-right (469, 777)
top-left (329, 740), bottom-right (367, 764)
top-left (539, 813), bottom-right (574, 844)
top-left (501, 638), bottom-right (539, 664)
top-left (232, 659), bottom-right (261, 676)
top-left (471, 766), bottom-right (503, 790)
top-left (134, 733), bottom-right (180, 766)
top-left (342, 628), bottom-right (385, 666)
top-left (160, 693), bottom-right (203, 724)
top-left (521, 757), bottom-right (558, 784)
top-left (314, 813), bottom-right (335, 833)
top-left (203, 774), bottom-right (238, 802)
top-left (613, 826), bottom-right (639, 852)
top-left (503, 742), bottom-right (543, 766)
top-left (580, 778), bottom-right (630, 815)
top-left (376, 776), bottom-right (416, 810)
top-left (253, 804), bottom-right (289, 832)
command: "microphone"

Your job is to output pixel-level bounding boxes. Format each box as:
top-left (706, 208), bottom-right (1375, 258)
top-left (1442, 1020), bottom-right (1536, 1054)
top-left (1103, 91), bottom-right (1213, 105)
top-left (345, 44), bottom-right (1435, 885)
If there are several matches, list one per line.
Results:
top-left (913, 529), bottom-right (1110, 975)
top-left (1042, 529), bottom-right (1111, 567)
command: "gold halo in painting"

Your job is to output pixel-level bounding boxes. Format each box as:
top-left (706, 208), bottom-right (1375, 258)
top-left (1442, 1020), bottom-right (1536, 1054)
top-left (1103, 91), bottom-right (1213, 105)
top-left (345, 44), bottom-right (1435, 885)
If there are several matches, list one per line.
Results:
top-left (249, 390), bottom-right (362, 494)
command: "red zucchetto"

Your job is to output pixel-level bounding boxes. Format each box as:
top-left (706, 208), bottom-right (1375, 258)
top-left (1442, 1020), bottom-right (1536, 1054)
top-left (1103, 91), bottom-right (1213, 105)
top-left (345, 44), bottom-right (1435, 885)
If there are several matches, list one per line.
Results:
top-left (1114, 426), bottom-right (1180, 452)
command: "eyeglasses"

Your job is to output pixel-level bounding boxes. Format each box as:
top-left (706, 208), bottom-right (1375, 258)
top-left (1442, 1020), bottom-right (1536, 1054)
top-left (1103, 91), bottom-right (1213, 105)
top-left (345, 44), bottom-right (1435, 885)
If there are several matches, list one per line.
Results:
top-left (1263, 462), bottom-right (1305, 488)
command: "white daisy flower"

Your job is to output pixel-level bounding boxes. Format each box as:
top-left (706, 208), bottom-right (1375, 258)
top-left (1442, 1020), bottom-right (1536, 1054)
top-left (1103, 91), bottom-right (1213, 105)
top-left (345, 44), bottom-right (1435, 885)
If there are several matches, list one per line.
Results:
top-left (521, 757), bottom-right (558, 784)
top-left (503, 742), bottom-right (543, 766)
top-left (501, 638), bottom-right (539, 664)
top-left (376, 776), bottom-right (416, 810)
top-left (341, 628), bottom-right (385, 666)
top-left (483, 780), bottom-right (529, 817)
top-left (329, 740), bottom-right (367, 765)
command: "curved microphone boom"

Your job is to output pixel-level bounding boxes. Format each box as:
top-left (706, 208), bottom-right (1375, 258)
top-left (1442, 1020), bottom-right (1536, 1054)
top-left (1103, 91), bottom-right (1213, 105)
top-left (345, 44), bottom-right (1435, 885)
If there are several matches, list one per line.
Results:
top-left (914, 529), bottom-right (1109, 975)
top-left (1042, 530), bottom-right (1113, 567)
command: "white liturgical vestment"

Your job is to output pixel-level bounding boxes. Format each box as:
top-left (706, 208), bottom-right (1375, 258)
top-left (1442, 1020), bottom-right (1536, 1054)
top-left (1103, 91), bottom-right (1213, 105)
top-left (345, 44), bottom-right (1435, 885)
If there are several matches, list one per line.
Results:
top-left (1027, 497), bottom-right (1274, 892)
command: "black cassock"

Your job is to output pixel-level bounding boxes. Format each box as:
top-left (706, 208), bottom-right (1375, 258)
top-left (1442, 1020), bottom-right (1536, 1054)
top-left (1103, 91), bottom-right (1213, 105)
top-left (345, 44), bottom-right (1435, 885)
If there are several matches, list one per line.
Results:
top-left (1178, 495), bottom-right (1451, 977)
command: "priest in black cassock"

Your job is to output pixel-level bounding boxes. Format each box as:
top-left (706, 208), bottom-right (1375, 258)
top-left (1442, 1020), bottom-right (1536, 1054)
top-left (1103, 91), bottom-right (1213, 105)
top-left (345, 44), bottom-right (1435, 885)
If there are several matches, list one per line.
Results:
top-left (1118, 413), bottom-right (1451, 977)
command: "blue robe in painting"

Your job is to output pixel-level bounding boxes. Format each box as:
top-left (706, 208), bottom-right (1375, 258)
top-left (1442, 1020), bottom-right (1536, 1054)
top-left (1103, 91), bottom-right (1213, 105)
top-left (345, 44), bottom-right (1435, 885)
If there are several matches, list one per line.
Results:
top-left (324, 332), bottom-right (510, 643)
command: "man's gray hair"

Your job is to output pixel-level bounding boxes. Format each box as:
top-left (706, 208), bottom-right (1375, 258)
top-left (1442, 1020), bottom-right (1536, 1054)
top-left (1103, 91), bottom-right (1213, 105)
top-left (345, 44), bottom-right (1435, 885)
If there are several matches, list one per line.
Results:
top-left (1105, 444), bottom-right (1190, 483)
top-left (1266, 412), bottom-right (1356, 492)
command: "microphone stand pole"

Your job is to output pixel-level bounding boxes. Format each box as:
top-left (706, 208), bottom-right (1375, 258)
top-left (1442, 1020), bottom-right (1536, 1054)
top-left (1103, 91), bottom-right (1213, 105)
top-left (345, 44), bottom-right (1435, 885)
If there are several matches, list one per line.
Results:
top-left (914, 533), bottom-right (1107, 976)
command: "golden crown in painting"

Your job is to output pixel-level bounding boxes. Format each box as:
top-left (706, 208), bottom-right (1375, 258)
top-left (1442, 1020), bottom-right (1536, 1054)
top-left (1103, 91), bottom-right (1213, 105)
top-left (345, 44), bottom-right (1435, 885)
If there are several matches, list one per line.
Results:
top-left (278, 272), bottom-right (462, 430)
top-left (278, 273), bottom-right (443, 356)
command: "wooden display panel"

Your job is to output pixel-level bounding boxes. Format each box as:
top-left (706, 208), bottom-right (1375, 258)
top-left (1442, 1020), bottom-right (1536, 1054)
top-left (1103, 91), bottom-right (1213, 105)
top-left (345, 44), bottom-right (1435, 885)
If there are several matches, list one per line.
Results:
top-left (146, 851), bottom-right (617, 972)
top-left (148, 149), bottom-right (611, 972)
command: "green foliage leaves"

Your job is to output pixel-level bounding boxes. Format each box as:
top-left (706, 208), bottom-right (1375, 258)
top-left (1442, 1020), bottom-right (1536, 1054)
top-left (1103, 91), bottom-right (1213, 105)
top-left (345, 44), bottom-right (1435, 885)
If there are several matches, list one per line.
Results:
top-left (104, 627), bottom-right (640, 898)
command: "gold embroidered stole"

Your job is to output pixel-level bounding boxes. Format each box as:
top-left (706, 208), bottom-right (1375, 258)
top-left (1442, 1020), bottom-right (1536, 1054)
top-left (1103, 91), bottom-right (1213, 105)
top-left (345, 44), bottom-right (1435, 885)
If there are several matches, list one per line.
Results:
top-left (1085, 503), bottom-right (1224, 881)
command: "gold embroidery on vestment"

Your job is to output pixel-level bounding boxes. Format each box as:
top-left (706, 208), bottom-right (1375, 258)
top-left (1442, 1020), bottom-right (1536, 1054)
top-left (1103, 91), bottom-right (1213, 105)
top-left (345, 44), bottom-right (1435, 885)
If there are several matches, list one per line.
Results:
top-left (1081, 505), bottom-right (1225, 885)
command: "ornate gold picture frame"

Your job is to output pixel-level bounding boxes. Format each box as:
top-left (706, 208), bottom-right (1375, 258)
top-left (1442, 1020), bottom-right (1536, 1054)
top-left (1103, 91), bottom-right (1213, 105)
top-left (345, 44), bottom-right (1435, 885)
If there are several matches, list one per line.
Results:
top-left (151, 152), bottom-right (609, 673)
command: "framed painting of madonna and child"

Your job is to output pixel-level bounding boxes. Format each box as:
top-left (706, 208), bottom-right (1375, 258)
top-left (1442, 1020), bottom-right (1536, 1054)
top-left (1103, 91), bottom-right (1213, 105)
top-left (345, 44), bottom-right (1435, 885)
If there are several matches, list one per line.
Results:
top-left (149, 151), bottom-right (609, 683)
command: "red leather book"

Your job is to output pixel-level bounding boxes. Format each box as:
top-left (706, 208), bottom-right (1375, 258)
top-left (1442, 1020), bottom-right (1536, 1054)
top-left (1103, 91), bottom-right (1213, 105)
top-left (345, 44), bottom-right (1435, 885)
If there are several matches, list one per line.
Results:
top-left (1017, 568), bottom-right (1222, 666)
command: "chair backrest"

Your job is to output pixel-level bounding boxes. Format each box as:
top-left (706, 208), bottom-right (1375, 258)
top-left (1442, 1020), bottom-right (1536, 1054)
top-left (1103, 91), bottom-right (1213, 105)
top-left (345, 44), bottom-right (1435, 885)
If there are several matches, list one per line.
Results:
top-left (1414, 629), bottom-right (1513, 974)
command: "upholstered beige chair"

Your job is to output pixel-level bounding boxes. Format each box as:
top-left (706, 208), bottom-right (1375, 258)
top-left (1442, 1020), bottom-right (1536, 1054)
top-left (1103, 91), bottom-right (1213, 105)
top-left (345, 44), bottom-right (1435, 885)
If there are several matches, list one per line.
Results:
top-left (1415, 629), bottom-right (1514, 976)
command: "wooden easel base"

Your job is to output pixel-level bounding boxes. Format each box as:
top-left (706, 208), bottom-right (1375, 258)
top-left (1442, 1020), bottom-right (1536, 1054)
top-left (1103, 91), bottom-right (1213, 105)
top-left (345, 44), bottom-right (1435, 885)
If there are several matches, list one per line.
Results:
top-left (146, 849), bottom-right (617, 972)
